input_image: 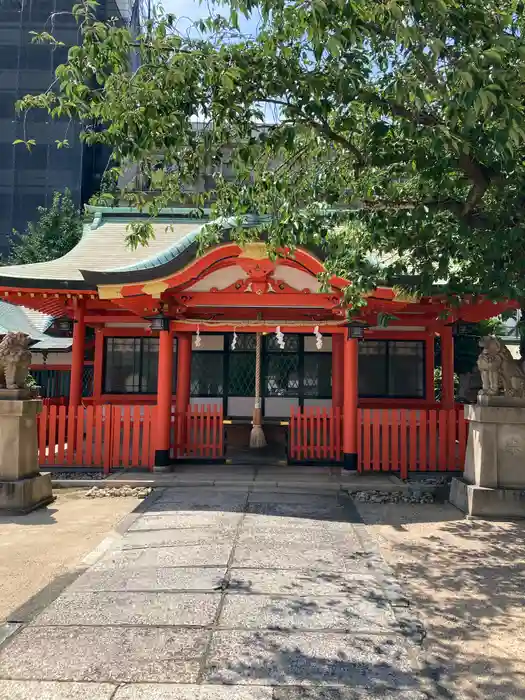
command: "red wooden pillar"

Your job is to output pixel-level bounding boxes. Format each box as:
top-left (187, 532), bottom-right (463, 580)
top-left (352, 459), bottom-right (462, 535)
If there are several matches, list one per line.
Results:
top-left (425, 331), bottom-right (435, 404)
top-left (175, 332), bottom-right (192, 447)
top-left (332, 333), bottom-right (344, 409)
top-left (155, 328), bottom-right (174, 468)
top-left (441, 325), bottom-right (455, 409)
top-left (343, 333), bottom-right (359, 471)
top-left (69, 299), bottom-right (86, 407)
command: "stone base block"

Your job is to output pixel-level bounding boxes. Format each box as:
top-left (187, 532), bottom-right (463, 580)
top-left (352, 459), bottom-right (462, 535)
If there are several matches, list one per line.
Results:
top-left (450, 477), bottom-right (525, 519)
top-left (0, 473), bottom-right (54, 514)
top-left (0, 388), bottom-right (33, 401)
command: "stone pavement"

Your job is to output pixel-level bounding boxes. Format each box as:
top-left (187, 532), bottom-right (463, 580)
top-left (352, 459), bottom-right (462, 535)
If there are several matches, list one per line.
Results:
top-left (0, 486), bottom-right (429, 699)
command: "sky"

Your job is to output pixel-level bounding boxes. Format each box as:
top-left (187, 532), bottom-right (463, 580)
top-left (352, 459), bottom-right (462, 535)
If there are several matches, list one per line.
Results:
top-left (160, 0), bottom-right (260, 37)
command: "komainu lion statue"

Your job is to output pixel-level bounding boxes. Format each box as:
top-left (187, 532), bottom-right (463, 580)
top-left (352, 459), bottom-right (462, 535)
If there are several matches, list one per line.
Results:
top-left (0, 331), bottom-right (31, 390)
top-left (477, 335), bottom-right (525, 398)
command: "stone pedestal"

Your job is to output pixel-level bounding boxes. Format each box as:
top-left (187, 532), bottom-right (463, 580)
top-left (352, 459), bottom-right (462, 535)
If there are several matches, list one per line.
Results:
top-left (450, 404), bottom-right (525, 518)
top-left (0, 398), bottom-right (53, 514)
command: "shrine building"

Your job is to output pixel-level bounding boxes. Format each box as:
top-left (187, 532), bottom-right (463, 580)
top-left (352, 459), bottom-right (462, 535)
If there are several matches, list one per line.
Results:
top-left (0, 206), bottom-right (512, 473)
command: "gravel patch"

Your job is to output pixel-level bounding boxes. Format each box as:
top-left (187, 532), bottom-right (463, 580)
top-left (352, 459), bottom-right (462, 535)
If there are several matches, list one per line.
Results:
top-left (85, 486), bottom-right (152, 499)
top-left (407, 476), bottom-right (451, 486)
top-left (351, 490), bottom-right (434, 504)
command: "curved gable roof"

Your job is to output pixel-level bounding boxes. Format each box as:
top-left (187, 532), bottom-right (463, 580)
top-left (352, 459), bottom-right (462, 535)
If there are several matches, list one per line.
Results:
top-left (0, 208), bottom-right (327, 290)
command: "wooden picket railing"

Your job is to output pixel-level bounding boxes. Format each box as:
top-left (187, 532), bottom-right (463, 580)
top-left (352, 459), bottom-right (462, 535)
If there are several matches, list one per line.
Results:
top-left (171, 404), bottom-right (224, 460)
top-left (359, 408), bottom-right (468, 477)
top-left (289, 406), bottom-right (342, 462)
top-left (38, 404), bottom-right (156, 473)
top-left (109, 405), bottom-right (156, 470)
top-left (288, 406), bottom-right (468, 476)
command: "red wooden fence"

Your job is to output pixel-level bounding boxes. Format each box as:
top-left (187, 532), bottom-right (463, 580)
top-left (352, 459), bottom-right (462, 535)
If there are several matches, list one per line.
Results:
top-left (171, 404), bottom-right (224, 460)
top-left (360, 408), bottom-right (468, 478)
top-left (109, 405), bottom-right (156, 471)
top-left (288, 406), bottom-right (468, 476)
top-left (289, 406), bottom-right (342, 461)
top-left (38, 404), bottom-right (156, 473)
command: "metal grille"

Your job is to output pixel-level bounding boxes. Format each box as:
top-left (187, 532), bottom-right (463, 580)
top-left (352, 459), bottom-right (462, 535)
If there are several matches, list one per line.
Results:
top-left (228, 353), bottom-right (256, 396)
top-left (190, 353), bottom-right (224, 396)
top-left (303, 353), bottom-right (332, 398)
top-left (265, 354), bottom-right (299, 397)
top-left (265, 334), bottom-right (299, 352)
top-left (31, 366), bottom-right (93, 398)
top-left (82, 366), bottom-right (94, 396)
top-left (230, 333), bottom-right (256, 351)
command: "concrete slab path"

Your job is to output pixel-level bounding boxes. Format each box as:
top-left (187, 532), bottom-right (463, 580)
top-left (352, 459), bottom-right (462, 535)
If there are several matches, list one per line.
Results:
top-left (0, 486), bottom-right (429, 699)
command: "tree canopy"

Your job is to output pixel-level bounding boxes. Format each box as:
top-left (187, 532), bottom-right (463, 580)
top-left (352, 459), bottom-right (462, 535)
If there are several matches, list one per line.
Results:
top-left (8, 189), bottom-right (83, 265)
top-left (16, 0), bottom-right (525, 308)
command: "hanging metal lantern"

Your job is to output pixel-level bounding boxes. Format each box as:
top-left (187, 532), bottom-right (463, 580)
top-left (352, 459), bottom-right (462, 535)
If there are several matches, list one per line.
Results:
top-left (452, 321), bottom-right (474, 337)
top-left (56, 317), bottom-right (73, 334)
top-left (148, 312), bottom-right (170, 332)
top-left (346, 320), bottom-right (369, 340)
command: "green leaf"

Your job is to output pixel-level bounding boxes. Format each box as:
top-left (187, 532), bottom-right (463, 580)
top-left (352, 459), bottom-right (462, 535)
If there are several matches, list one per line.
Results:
top-left (458, 71), bottom-right (474, 88)
top-left (326, 36), bottom-right (342, 57)
top-left (221, 72), bottom-right (235, 90)
top-left (484, 48), bottom-right (503, 63)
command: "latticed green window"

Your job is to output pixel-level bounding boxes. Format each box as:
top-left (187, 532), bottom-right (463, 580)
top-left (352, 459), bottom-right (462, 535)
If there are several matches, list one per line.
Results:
top-left (265, 354), bottom-right (300, 396)
top-left (230, 333), bottom-right (256, 351)
top-left (265, 334), bottom-right (299, 353)
top-left (264, 333), bottom-right (300, 397)
top-left (228, 353), bottom-right (256, 396)
top-left (190, 353), bottom-right (224, 396)
top-left (303, 353), bottom-right (332, 398)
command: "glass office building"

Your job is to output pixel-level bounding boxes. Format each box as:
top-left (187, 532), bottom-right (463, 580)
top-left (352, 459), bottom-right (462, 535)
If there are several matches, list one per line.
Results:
top-left (0, 1), bottom-right (139, 258)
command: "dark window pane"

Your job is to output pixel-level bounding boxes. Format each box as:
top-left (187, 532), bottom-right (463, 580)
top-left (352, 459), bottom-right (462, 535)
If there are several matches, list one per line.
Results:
top-left (359, 341), bottom-right (388, 396)
top-left (0, 93), bottom-right (16, 117)
top-left (141, 337), bottom-right (159, 393)
top-left (191, 353), bottom-right (223, 396)
top-left (358, 340), bottom-right (425, 398)
top-left (0, 143), bottom-right (14, 169)
top-left (0, 46), bottom-right (18, 69)
top-left (15, 143), bottom-right (48, 170)
top-left (20, 44), bottom-right (51, 70)
top-left (104, 337), bottom-right (142, 393)
top-left (52, 46), bottom-right (70, 69)
top-left (388, 341), bottom-right (424, 398)
top-left (103, 336), bottom-right (160, 394)
top-left (303, 353), bottom-right (332, 398)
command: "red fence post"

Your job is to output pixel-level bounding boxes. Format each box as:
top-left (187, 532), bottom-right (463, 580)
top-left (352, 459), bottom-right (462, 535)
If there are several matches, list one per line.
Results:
top-left (428, 410), bottom-right (437, 470)
top-left (103, 407), bottom-right (113, 474)
top-left (391, 410), bottom-right (400, 476)
top-left (343, 335), bottom-right (359, 471)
